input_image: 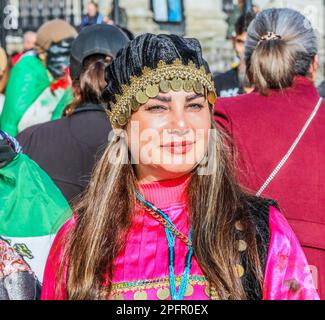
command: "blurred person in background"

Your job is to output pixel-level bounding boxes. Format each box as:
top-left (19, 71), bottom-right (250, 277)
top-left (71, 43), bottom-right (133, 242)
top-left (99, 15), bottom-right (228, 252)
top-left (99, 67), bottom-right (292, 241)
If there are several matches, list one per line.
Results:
top-left (225, 0), bottom-right (259, 39)
top-left (117, 25), bottom-right (134, 40)
top-left (11, 31), bottom-right (37, 66)
top-left (108, 2), bottom-right (128, 29)
top-left (79, 1), bottom-right (107, 31)
top-left (214, 12), bottom-right (255, 97)
top-left (17, 25), bottom-right (130, 204)
top-left (0, 20), bottom-right (77, 137)
top-left (215, 8), bottom-right (324, 299)
top-left (0, 47), bottom-right (9, 116)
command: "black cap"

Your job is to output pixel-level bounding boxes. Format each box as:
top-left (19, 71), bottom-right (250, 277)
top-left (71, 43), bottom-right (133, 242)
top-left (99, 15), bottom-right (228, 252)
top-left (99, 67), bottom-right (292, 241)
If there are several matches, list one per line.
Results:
top-left (70, 24), bottom-right (130, 80)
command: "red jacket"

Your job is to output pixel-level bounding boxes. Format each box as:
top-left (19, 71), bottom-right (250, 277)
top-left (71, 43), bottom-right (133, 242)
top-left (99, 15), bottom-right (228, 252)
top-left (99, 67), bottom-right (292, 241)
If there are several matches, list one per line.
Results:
top-left (214, 76), bottom-right (325, 299)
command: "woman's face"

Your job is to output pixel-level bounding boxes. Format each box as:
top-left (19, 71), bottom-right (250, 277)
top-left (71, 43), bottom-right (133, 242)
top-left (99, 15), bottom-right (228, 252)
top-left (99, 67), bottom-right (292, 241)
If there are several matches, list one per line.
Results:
top-left (127, 90), bottom-right (211, 182)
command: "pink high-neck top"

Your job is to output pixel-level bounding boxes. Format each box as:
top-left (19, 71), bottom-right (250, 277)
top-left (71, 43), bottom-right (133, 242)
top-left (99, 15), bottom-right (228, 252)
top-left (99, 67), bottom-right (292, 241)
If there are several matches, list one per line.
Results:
top-left (41, 175), bottom-right (319, 300)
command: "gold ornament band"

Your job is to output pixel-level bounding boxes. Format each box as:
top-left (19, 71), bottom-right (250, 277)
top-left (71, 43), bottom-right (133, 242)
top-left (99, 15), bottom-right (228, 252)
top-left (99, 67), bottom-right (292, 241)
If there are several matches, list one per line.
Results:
top-left (107, 59), bottom-right (217, 128)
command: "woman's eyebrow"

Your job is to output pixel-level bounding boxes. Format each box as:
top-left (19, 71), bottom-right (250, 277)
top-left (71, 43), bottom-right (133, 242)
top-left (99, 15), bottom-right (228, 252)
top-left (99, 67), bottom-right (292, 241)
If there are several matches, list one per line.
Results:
top-left (186, 93), bottom-right (204, 102)
top-left (151, 95), bottom-right (172, 102)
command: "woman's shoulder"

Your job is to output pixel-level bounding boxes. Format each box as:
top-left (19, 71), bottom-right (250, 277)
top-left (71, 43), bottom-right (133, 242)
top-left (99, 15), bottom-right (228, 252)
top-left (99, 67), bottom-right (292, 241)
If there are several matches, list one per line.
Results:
top-left (56, 215), bottom-right (77, 242)
top-left (243, 195), bottom-right (279, 223)
top-left (243, 196), bottom-right (294, 244)
top-left (242, 196), bottom-right (280, 250)
top-left (41, 216), bottom-right (77, 300)
top-left (48, 215), bottom-right (77, 261)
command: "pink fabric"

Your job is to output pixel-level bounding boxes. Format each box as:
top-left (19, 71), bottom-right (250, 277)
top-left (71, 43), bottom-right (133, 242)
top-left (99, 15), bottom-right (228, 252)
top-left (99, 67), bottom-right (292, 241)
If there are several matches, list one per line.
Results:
top-left (40, 217), bottom-right (72, 300)
top-left (111, 174), bottom-right (209, 300)
top-left (263, 207), bottom-right (319, 300)
top-left (41, 176), bottom-right (319, 300)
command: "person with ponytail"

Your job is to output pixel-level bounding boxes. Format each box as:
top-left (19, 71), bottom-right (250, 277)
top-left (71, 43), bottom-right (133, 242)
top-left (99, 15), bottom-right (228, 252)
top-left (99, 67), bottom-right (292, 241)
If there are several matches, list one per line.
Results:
top-left (16, 24), bottom-right (130, 203)
top-left (41, 33), bottom-right (318, 300)
top-left (215, 8), bottom-right (324, 299)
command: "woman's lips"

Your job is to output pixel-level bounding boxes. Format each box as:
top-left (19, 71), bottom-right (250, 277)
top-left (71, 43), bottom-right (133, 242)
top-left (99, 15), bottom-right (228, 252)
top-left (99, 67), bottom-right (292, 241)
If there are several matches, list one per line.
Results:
top-left (162, 141), bottom-right (195, 154)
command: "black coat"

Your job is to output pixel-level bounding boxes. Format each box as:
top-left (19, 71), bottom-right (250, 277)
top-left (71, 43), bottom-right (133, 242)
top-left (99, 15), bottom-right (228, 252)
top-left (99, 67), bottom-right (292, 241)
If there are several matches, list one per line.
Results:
top-left (16, 103), bottom-right (111, 203)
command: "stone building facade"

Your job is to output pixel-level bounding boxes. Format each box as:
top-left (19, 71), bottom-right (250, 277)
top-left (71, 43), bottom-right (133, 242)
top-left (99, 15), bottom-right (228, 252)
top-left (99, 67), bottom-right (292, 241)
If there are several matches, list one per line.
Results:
top-left (2, 0), bottom-right (325, 79)
top-left (101, 0), bottom-right (325, 79)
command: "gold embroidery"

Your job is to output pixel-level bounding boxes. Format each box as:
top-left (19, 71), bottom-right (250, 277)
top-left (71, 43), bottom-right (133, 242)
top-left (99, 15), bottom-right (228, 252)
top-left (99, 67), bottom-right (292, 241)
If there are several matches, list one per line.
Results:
top-left (107, 59), bottom-right (216, 128)
top-left (109, 276), bottom-right (231, 300)
top-left (111, 275), bottom-right (208, 295)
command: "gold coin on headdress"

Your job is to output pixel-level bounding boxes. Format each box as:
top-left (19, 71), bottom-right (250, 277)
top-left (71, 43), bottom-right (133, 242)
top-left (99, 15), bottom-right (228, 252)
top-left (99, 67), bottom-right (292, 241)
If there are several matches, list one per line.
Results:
top-left (112, 293), bottom-right (124, 300)
top-left (183, 79), bottom-right (194, 92)
top-left (207, 91), bottom-right (217, 105)
top-left (136, 90), bottom-right (149, 104)
top-left (237, 240), bottom-right (248, 252)
top-left (146, 84), bottom-right (159, 98)
top-left (134, 290), bottom-right (148, 300)
top-left (130, 97), bottom-right (140, 112)
top-left (117, 114), bottom-right (127, 127)
top-left (193, 81), bottom-right (204, 94)
top-left (234, 264), bottom-right (245, 278)
top-left (160, 80), bottom-right (171, 93)
top-left (170, 77), bottom-right (183, 91)
top-left (157, 287), bottom-right (170, 300)
top-left (184, 284), bottom-right (194, 297)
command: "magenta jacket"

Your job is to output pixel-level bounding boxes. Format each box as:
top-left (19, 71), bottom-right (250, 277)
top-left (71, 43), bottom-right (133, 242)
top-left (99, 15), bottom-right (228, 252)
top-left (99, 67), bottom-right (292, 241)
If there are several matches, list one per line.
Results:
top-left (41, 175), bottom-right (319, 300)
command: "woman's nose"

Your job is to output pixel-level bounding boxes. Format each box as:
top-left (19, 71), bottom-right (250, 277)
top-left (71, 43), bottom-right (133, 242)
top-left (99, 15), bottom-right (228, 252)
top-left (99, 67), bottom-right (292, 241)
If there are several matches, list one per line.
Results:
top-left (168, 111), bottom-right (190, 136)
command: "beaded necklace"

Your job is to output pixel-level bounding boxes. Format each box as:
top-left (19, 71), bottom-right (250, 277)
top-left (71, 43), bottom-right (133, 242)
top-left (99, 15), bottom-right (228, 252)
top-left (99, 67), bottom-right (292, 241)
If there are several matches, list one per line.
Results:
top-left (136, 191), bottom-right (193, 300)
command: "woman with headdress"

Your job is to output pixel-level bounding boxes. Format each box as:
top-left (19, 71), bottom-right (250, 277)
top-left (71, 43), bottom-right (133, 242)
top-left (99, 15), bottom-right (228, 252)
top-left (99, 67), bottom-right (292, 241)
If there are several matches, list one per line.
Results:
top-left (41, 34), bottom-right (319, 300)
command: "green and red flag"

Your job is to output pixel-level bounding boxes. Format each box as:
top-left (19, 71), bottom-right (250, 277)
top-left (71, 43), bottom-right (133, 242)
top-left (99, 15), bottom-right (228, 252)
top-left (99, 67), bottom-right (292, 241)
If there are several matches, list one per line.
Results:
top-left (0, 133), bottom-right (71, 282)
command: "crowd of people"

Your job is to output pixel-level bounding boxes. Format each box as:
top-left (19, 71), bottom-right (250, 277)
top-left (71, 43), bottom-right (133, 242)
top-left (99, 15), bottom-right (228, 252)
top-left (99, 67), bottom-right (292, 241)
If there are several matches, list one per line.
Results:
top-left (0, 3), bottom-right (323, 301)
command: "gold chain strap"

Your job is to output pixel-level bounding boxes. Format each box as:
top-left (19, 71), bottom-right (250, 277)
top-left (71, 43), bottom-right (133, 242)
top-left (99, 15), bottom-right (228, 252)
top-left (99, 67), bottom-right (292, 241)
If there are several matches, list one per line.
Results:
top-left (140, 203), bottom-right (192, 247)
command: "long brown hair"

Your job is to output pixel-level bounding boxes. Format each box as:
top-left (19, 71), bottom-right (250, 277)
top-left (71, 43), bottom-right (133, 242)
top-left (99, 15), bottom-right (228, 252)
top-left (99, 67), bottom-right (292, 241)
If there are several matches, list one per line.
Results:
top-left (57, 113), bottom-right (264, 300)
top-left (64, 54), bottom-right (111, 116)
